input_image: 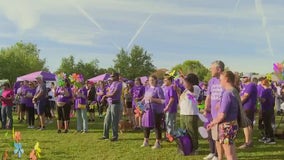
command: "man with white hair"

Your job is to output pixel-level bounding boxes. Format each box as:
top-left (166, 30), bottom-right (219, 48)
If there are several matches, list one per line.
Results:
top-left (203, 60), bottom-right (225, 160)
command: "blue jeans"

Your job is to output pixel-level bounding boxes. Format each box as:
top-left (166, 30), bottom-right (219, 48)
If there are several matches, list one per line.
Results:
top-left (76, 109), bottom-right (88, 132)
top-left (103, 103), bottom-right (121, 139)
top-left (1, 106), bottom-right (13, 129)
top-left (165, 112), bottom-right (176, 135)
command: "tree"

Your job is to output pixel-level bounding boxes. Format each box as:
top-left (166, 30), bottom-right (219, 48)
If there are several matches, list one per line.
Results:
top-left (152, 68), bottom-right (168, 80)
top-left (113, 45), bottom-right (156, 79)
top-left (56, 56), bottom-right (76, 75)
top-left (56, 56), bottom-right (100, 80)
top-left (171, 60), bottom-right (209, 81)
top-left (0, 41), bottom-right (47, 83)
top-left (74, 59), bottom-right (99, 79)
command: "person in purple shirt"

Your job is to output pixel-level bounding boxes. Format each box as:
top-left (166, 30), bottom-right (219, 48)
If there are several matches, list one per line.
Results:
top-left (18, 80), bottom-right (29, 123)
top-left (162, 76), bottom-right (178, 141)
top-left (140, 75), bottom-right (165, 149)
top-left (75, 83), bottom-right (88, 133)
top-left (207, 71), bottom-right (238, 160)
top-left (258, 79), bottom-right (276, 144)
top-left (25, 82), bottom-right (36, 129)
top-left (131, 77), bottom-right (145, 129)
top-left (101, 73), bottom-right (123, 141)
top-left (256, 77), bottom-right (266, 139)
top-left (55, 79), bottom-right (72, 133)
top-left (33, 75), bottom-right (47, 131)
top-left (204, 60), bottom-right (225, 160)
top-left (238, 73), bottom-right (256, 149)
top-left (96, 81), bottom-right (106, 119)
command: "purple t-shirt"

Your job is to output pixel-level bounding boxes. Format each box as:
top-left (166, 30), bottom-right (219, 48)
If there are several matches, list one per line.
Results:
top-left (208, 77), bottom-right (223, 118)
top-left (25, 88), bottom-right (36, 107)
top-left (144, 86), bottom-right (165, 114)
top-left (107, 81), bottom-right (123, 104)
top-left (56, 87), bottom-right (72, 103)
top-left (19, 85), bottom-right (29, 104)
top-left (219, 90), bottom-right (238, 122)
top-left (163, 85), bottom-right (178, 113)
top-left (75, 87), bottom-right (88, 109)
top-left (260, 88), bottom-right (274, 111)
top-left (131, 85), bottom-right (145, 107)
top-left (96, 87), bottom-right (106, 102)
top-left (240, 82), bottom-right (257, 111)
top-left (257, 84), bottom-right (264, 98)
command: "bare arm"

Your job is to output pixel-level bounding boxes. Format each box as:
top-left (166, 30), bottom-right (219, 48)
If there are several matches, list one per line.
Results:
top-left (207, 112), bottom-right (226, 130)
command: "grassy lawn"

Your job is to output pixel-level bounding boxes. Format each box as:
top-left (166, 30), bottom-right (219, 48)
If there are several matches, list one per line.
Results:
top-left (1, 112), bottom-right (284, 160)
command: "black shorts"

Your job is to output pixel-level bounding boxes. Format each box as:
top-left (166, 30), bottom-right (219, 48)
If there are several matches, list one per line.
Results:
top-left (244, 109), bottom-right (255, 124)
top-left (20, 103), bottom-right (26, 112)
top-left (37, 101), bottom-right (46, 115)
top-left (57, 103), bottom-right (71, 121)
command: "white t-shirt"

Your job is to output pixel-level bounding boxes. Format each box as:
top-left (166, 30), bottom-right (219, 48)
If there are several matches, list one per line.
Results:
top-left (179, 85), bottom-right (201, 115)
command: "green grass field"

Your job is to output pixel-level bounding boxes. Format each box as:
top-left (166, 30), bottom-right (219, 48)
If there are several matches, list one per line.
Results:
top-left (0, 112), bottom-right (284, 160)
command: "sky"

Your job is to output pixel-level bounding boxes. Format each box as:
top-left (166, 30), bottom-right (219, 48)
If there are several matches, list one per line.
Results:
top-left (0, 0), bottom-right (283, 74)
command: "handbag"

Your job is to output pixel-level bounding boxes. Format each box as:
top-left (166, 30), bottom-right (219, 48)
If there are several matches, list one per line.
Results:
top-left (78, 104), bottom-right (86, 109)
top-left (56, 102), bottom-right (66, 107)
top-left (231, 88), bottom-right (252, 128)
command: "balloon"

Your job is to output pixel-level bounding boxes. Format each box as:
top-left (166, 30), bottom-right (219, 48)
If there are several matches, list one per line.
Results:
top-left (198, 113), bottom-right (209, 123)
top-left (198, 127), bottom-right (208, 139)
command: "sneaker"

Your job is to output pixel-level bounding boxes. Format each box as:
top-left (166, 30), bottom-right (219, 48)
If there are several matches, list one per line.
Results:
top-left (27, 126), bottom-right (31, 129)
top-left (212, 156), bottom-right (218, 160)
top-left (64, 129), bottom-right (68, 133)
top-left (238, 142), bottom-right (253, 149)
top-left (57, 130), bottom-right (61, 133)
top-left (203, 153), bottom-right (215, 160)
top-left (151, 142), bottom-right (161, 149)
top-left (110, 137), bottom-right (118, 142)
top-left (30, 126), bottom-right (35, 129)
top-left (99, 137), bottom-right (109, 140)
top-left (81, 130), bottom-right (87, 134)
top-left (258, 137), bottom-right (267, 143)
top-left (264, 138), bottom-right (276, 144)
top-left (140, 142), bottom-right (149, 147)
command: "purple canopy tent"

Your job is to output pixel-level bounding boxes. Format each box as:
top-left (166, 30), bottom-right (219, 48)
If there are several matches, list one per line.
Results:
top-left (16, 71), bottom-right (56, 82)
top-left (88, 73), bottom-right (111, 83)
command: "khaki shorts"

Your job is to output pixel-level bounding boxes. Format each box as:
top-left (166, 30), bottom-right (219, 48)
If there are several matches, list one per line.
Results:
top-left (212, 124), bottom-right (219, 141)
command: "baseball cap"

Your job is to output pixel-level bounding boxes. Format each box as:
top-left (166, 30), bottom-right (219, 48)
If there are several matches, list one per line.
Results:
top-left (242, 73), bottom-right (252, 79)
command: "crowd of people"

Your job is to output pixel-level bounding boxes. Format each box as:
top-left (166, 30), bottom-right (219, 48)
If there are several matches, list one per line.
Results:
top-left (1, 60), bottom-right (284, 160)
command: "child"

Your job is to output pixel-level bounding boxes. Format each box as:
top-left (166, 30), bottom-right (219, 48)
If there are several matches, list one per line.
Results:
top-left (162, 76), bottom-right (178, 142)
top-left (75, 83), bottom-right (88, 133)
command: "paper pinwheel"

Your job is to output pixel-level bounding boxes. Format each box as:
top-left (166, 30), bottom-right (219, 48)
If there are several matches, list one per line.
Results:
top-left (12, 127), bottom-right (15, 139)
top-left (14, 131), bottom-right (21, 143)
top-left (136, 102), bottom-right (145, 112)
top-left (29, 150), bottom-right (37, 160)
top-left (56, 72), bottom-right (67, 87)
top-left (134, 108), bottom-right (142, 118)
top-left (14, 142), bottom-right (24, 158)
top-left (69, 73), bottom-right (84, 88)
top-left (34, 142), bottom-right (41, 158)
top-left (2, 150), bottom-right (8, 160)
top-left (273, 63), bottom-right (284, 80)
